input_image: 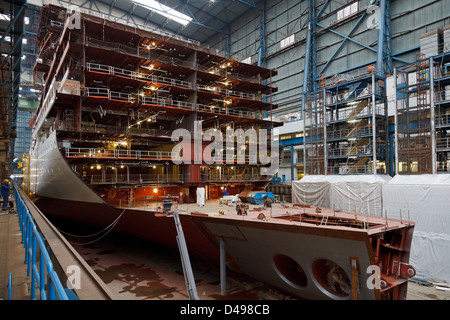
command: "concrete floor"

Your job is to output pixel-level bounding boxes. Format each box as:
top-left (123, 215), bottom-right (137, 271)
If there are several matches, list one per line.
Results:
top-left (407, 281), bottom-right (450, 300)
top-left (0, 211), bottom-right (31, 300)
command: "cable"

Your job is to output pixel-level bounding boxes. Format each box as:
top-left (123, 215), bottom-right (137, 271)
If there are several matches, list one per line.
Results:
top-left (57, 209), bottom-right (126, 245)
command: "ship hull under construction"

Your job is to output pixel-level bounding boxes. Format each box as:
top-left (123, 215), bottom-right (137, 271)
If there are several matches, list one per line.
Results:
top-left (29, 131), bottom-right (416, 300)
top-left (27, 4), bottom-right (416, 300)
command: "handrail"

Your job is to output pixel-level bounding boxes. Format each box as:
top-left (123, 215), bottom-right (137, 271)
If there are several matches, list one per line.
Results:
top-left (14, 185), bottom-right (69, 300)
top-left (86, 62), bottom-right (193, 90)
top-left (141, 96), bottom-right (260, 119)
top-left (84, 36), bottom-right (260, 84)
top-left (65, 147), bottom-right (180, 161)
top-left (196, 83), bottom-right (256, 100)
top-left (83, 87), bottom-right (262, 119)
top-left (8, 272), bottom-right (12, 300)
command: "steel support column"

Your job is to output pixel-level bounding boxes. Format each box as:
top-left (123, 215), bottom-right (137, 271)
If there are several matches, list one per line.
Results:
top-left (430, 57), bottom-right (436, 174)
top-left (302, 0), bottom-right (317, 94)
top-left (257, 4), bottom-right (266, 68)
top-left (376, 0), bottom-right (392, 76)
top-left (393, 67), bottom-right (399, 175)
top-left (301, 0), bottom-right (317, 118)
top-left (372, 74), bottom-right (377, 174)
top-left (290, 145), bottom-right (295, 181)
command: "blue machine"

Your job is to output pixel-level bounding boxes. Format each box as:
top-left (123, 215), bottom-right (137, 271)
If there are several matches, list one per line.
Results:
top-left (270, 177), bottom-right (282, 185)
top-left (247, 192), bottom-right (274, 205)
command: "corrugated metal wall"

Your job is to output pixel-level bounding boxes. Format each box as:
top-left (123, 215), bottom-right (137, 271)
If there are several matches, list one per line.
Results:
top-left (207, 0), bottom-right (450, 117)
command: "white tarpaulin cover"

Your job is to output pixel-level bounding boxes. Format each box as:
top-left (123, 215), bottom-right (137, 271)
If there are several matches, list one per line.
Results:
top-left (292, 175), bottom-right (391, 216)
top-left (196, 187), bottom-right (205, 207)
top-left (383, 174), bottom-right (450, 283)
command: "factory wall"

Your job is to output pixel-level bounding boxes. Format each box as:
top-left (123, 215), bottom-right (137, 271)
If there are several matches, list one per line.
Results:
top-left (207, 0), bottom-right (450, 118)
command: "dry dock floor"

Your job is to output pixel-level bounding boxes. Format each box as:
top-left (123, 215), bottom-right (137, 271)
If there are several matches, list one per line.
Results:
top-left (1, 202), bottom-right (449, 301)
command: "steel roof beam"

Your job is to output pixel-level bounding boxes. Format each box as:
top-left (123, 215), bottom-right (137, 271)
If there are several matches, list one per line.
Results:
top-left (168, 0), bottom-right (224, 34)
top-left (236, 0), bottom-right (262, 11)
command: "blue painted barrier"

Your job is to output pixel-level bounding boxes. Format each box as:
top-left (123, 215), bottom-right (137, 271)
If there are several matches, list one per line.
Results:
top-left (14, 185), bottom-right (69, 300)
top-left (8, 272), bottom-right (11, 300)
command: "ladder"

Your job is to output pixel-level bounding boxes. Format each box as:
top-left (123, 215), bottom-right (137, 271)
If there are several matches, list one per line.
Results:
top-left (172, 210), bottom-right (200, 300)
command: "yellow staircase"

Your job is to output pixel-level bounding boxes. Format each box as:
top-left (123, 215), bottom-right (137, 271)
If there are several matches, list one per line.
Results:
top-left (348, 100), bottom-right (368, 118)
top-left (346, 118), bottom-right (368, 137)
top-left (347, 137), bottom-right (369, 156)
top-left (347, 156), bottom-right (369, 174)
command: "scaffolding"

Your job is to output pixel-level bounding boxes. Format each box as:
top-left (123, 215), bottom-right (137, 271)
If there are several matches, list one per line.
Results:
top-left (304, 73), bottom-right (388, 175)
top-left (394, 50), bottom-right (450, 174)
top-left (304, 91), bottom-right (325, 174)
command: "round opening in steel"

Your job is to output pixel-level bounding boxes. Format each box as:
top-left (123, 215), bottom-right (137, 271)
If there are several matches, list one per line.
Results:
top-left (312, 258), bottom-right (351, 298)
top-left (272, 254), bottom-right (307, 289)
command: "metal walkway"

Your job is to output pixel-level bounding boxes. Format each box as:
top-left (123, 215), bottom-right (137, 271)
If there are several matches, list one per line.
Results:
top-left (0, 209), bottom-right (29, 300)
top-left (0, 185), bottom-right (115, 300)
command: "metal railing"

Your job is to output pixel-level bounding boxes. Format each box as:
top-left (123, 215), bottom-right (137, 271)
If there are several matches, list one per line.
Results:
top-left (437, 137), bottom-right (450, 150)
top-left (84, 87), bottom-right (134, 102)
top-left (86, 36), bottom-right (197, 70)
top-left (84, 37), bottom-right (260, 84)
top-left (14, 185), bottom-right (69, 300)
top-left (436, 114), bottom-right (450, 127)
top-left (86, 172), bottom-right (264, 185)
top-left (62, 122), bottom-right (173, 137)
top-left (65, 147), bottom-right (180, 161)
top-left (204, 173), bottom-right (263, 182)
top-left (86, 62), bottom-right (193, 90)
top-left (327, 125), bottom-right (373, 139)
top-left (196, 83), bottom-right (256, 100)
top-left (329, 165), bottom-right (372, 175)
top-left (89, 173), bottom-right (190, 185)
top-left (435, 89), bottom-right (450, 104)
top-left (141, 96), bottom-right (260, 118)
top-left (437, 161), bottom-right (450, 173)
top-left (327, 104), bottom-right (386, 121)
top-left (82, 87), bottom-right (262, 120)
top-left (328, 145), bottom-right (372, 157)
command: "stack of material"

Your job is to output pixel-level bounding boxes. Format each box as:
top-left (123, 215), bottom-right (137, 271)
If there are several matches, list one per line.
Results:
top-left (420, 28), bottom-right (442, 58)
top-left (444, 25), bottom-right (450, 53)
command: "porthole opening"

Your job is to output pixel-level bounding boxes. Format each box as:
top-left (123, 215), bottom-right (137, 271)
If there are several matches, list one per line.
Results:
top-left (273, 254), bottom-right (307, 288)
top-left (312, 259), bottom-right (351, 298)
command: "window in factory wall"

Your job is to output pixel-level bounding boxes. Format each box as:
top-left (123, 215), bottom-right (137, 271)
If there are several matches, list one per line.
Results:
top-left (280, 34), bottom-right (295, 50)
top-left (241, 56), bottom-right (252, 64)
top-left (337, 2), bottom-right (359, 21)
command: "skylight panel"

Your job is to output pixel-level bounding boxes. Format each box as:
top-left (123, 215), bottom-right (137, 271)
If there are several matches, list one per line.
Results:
top-left (132, 0), bottom-right (193, 26)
